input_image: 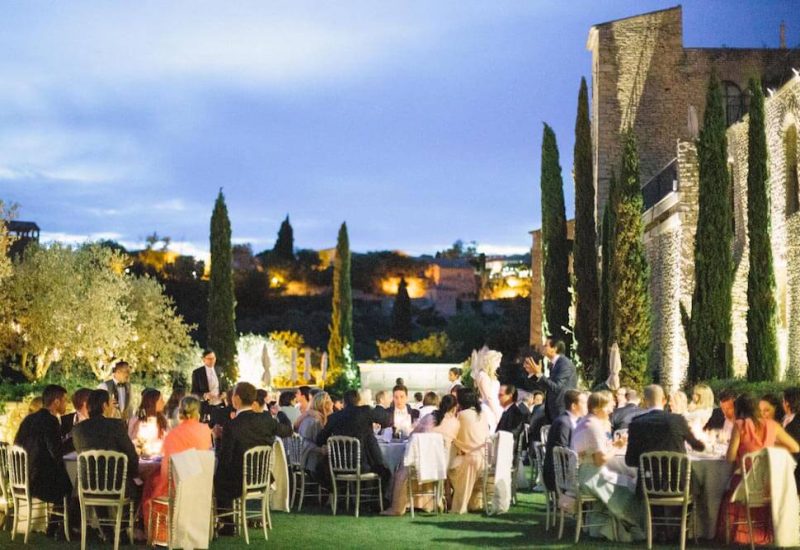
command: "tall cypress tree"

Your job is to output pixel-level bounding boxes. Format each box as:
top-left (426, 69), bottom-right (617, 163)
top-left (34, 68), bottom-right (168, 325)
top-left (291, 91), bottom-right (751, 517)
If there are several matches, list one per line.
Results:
top-left (391, 277), bottom-right (412, 342)
top-left (745, 78), bottom-right (779, 381)
top-left (273, 215), bottom-right (295, 261)
top-left (573, 78), bottom-right (600, 380)
top-left (597, 171), bottom-right (618, 385)
top-left (687, 73), bottom-right (734, 382)
top-left (612, 131), bottom-right (651, 387)
top-left (540, 123), bottom-right (572, 350)
top-left (207, 189), bottom-right (238, 383)
top-left (328, 222), bottom-right (358, 388)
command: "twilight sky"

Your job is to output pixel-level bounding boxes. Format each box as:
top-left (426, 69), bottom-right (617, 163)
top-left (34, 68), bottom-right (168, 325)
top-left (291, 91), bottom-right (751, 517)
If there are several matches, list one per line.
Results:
top-left (1, 1), bottom-right (797, 259)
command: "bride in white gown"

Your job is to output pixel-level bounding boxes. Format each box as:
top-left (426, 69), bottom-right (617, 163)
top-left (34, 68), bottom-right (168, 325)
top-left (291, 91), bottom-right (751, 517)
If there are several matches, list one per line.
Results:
top-left (471, 347), bottom-right (503, 433)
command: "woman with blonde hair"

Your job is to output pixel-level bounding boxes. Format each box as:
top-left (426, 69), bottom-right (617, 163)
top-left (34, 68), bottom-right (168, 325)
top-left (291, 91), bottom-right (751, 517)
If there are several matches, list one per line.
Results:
top-left (471, 347), bottom-right (502, 432)
top-left (687, 384), bottom-right (715, 435)
top-left (448, 389), bottom-right (489, 513)
top-left (669, 390), bottom-right (689, 415)
top-left (296, 391), bottom-right (334, 477)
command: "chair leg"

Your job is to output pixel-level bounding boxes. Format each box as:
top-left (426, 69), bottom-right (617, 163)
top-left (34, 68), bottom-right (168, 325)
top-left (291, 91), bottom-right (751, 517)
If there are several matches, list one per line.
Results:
top-left (241, 500), bottom-right (249, 546)
top-left (261, 497), bottom-right (268, 541)
top-left (81, 505), bottom-right (87, 550)
top-left (266, 493), bottom-right (272, 530)
top-left (408, 476), bottom-right (415, 519)
top-left (645, 503), bottom-right (653, 550)
top-left (745, 505), bottom-right (755, 550)
top-left (330, 479), bottom-right (337, 516)
top-left (557, 507), bottom-right (564, 540)
top-left (62, 497), bottom-right (71, 542)
top-left (298, 473), bottom-right (306, 512)
top-left (24, 499), bottom-right (31, 545)
top-left (679, 503), bottom-right (688, 550)
top-left (574, 501), bottom-right (583, 544)
top-left (377, 478), bottom-right (383, 513)
top-left (354, 479), bottom-right (361, 518)
top-left (10, 498), bottom-right (16, 541)
top-left (128, 502), bottom-right (135, 546)
top-left (544, 492), bottom-right (550, 531)
top-left (113, 505), bottom-right (123, 550)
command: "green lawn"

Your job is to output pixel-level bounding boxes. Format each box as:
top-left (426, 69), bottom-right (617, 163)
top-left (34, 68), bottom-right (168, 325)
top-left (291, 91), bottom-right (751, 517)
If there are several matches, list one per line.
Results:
top-left (0, 491), bottom-right (721, 549)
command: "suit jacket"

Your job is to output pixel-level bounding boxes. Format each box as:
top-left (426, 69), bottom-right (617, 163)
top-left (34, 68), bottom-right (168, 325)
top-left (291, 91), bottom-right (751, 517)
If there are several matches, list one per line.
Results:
top-left (191, 366), bottom-right (221, 397)
top-left (519, 355), bottom-right (578, 423)
top-left (72, 416), bottom-right (140, 485)
top-left (543, 412), bottom-right (573, 492)
top-left (784, 415), bottom-right (800, 491)
top-left (316, 405), bottom-right (389, 477)
top-left (703, 407), bottom-right (726, 431)
top-left (497, 403), bottom-right (527, 438)
top-left (215, 410), bottom-right (292, 501)
top-left (60, 411), bottom-right (82, 455)
top-left (385, 404), bottom-right (419, 427)
top-left (14, 409), bottom-right (72, 503)
top-left (611, 403), bottom-right (644, 432)
top-left (99, 379), bottom-right (133, 421)
top-left (625, 409), bottom-right (705, 471)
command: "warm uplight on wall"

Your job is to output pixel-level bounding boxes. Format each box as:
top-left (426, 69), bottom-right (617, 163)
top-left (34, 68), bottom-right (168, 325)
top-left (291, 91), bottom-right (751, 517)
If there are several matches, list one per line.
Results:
top-left (380, 277), bottom-right (427, 298)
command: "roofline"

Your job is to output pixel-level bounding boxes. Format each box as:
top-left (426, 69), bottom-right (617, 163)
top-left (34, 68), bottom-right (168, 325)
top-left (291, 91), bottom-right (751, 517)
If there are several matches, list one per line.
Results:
top-left (590, 5), bottom-right (681, 29)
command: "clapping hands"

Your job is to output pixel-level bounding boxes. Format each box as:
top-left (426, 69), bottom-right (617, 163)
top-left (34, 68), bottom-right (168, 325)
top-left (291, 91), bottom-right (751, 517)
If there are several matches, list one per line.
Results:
top-left (523, 356), bottom-right (543, 377)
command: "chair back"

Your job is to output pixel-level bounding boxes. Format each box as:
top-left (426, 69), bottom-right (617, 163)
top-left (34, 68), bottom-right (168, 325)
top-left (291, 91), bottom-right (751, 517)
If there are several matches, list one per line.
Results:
top-left (283, 434), bottom-right (304, 468)
top-left (540, 424), bottom-right (551, 445)
top-left (552, 447), bottom-right (579, 497)
top-left (7, 445), bottom-right (29, 501)
top-left (485, 433), bottom-right (500, 471)
top-left (327, 436), bottom-right (361, 474)
top-left (242, 445), bottom-right (273, 495)
top-left (77, 450), bottom-right (129, 501)
top-left (639, 451), bottom-right (690, 498)
top-left (0, 442), bottom-right (10, 500)
top-left (739, 449), bottom-right (770, 507)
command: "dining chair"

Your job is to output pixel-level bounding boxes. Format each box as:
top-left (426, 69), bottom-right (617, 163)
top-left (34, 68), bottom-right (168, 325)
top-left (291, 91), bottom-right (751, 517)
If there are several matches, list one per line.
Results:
top-left (639, 451), bottom-right (696, 550)
top-left (540, 424), bottom-right (551, 445)
top-left (0, 441), bottom-right (13, 530)
top-left (215, 445), bottom-right (273, 545)
top-left (405, 432), bottom-right (446, 518)
top-left (552, 447), bottom-right (611, 543)
top-left (531, 442), bottom-right (556, 530)
top-left (283, 434), bottom-right (304, 510)
top-left (726, 449), bottom-right (771, 550)
top-left (147, 457), bottom-right (176, 549)
top-left (327, 436), bottom-right (383, 517)
top-left (8, 445), bottom-right (70, 544)
top-left (76, 450), bottom-right (133, 550)
top-left (482, 434), bottom-right (499, 516)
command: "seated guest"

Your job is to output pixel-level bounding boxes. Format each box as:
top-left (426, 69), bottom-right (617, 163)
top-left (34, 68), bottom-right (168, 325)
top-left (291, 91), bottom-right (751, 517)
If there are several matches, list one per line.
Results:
top-left (449, 384), bottom-right (464, 398)
top-left (496, 384), bottom-right (526, 437)
top-left (703, 389), bottom-right (737, 441)
top-left (253, 389), bottom-right (268, 414)
top-left (759, 393), bottom-right (784, 424)
top-left (14, 385), bottom-right (72, 517)
top-left (447, 367), bottom-right (462, 392)
top-left (686, 383), bottom-right (715, 435)
top-left (128, 388), bottom-right (168, 457)
top-left (73, 389), bottom-right (139, 488)
top-left (215, 382), bottom-right (292, 533)
top-left (448, 388), bottom-right (489, 514)
top-left (614, 387), bottom-right (628, 410)
top-left (278, 391), bottom-right (300, 426)
top-left (331, 394), bottom-right (344, 412)
top-left (626, 385), bottom-right (705, 472)
top-left (387, 385), bottom-right (420, 434)
top-left (572, 391), bottom-right (643, 541)
top-left (412, 392), bottom-right (424, 410)
top-left (164, 386), bottom-right (186, 428)
top-left (374, 390), bottom-right (391, 411)
top-left (295, 386), bottom-right (312, 414)
top-left (418, 392), bottom-right (440, 419)
top-left (543, 390), bottom-right (587, 491)
top-left (296, 391), bottom-right (333, 476)
top-left (610, 389), bottom-right (642, 432)
top-left (782, 388), bottom-right (800, 491)
top-left (668, 390), bottom-right (689, 415)
top-left (143, 395), bottom-right (212, 542)
top-left (383, 395), bottom-right (460, 515)
top-left (360, 388), bottom-right (374, 407)
top-left (316, 389), bottom-right (391, 490)
top-left (61, 387), bottom-right (92, 454)
top-left (719, 393), bottom-right (799, 545)
top-left (28, 396), bottom-right (43, 415)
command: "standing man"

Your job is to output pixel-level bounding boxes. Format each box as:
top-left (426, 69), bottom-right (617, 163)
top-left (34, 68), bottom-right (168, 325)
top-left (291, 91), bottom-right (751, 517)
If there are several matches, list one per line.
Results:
top-left (191, 349), bottom-right (222, 418)
top-left (98, 361), bottom-right (133, 421)
top-left (520, 337), bottom-right (577, 423)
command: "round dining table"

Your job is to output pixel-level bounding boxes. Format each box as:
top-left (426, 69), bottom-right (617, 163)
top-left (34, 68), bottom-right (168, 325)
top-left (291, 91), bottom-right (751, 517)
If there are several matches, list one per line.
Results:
top-left (378, 440), bottom-right (408, 499)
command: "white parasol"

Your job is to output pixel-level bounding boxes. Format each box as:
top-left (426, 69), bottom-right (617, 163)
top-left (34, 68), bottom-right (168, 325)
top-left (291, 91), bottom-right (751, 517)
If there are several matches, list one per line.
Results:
top-left (261, 344), bottom-right (272, 388)
top-left (290, 348), bottom-right (298, 385)
top-left (606, 342), bottom-right (621, 390)
top-left (320, 352), bottom-right (328, 385)
top-left (304, 347), bottom-right (312, 381)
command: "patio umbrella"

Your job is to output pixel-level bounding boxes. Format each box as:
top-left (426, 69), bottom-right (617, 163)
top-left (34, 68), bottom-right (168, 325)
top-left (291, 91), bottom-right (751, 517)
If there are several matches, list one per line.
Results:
top-left (320, 352), bottom-right (328, 386)
top-left (290, 348), bottom-right (298, 385)
top-left (261, 344), bottom-right (272, 388)
top-left (606, 342), bottom-right (621, 390)
top-left (304, 347), bottom-right (312, 381)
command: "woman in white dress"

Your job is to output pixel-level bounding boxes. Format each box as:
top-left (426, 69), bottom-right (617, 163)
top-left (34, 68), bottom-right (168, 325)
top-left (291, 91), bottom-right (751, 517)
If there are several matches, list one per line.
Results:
top-left (686, 383), bottom-right (715, 437)
top-left (472, 347), bottom-right (502, 433)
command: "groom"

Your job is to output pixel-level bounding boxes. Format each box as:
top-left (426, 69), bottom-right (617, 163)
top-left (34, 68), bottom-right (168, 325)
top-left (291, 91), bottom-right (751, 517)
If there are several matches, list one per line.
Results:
top-left (520, 337), bottom-right (577, 423)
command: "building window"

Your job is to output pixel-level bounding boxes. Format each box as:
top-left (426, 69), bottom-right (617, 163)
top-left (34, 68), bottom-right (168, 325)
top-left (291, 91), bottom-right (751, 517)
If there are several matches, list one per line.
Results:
top-left (787, 125), bottom-right (799, 218)
top-left (723, 81), bottom-right (745, 126)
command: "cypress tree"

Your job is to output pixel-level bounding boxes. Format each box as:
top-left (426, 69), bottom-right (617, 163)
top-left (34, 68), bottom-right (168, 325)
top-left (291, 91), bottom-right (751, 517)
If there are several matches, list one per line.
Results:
top-left (745, 78), bottom-right (779, 381)
top-left (328, 222), bottom-right (359, 388)
top-left (573, 78), bottom-right (600, 381)
top-left (273, 215), bottom-right (295, 261)
top-left (540, 123), bottom-right (572, 351)
top-left (391, 277), bottom-right (413, 342)
top-left (597, 171), bottom-right (618, 385)
top-left (207, 189), bottom-right (238, 383)
top-left (687, 72), bottom-right (734, 382)
top-left (612, 131), bottom-right (651, 387)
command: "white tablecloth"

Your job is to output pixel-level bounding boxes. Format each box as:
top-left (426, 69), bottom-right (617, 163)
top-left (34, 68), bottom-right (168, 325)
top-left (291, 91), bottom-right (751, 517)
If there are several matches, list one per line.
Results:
top-left (379, 441), bottom-right (407, 499)
top-left (689, 455), bottom-right (733, 539)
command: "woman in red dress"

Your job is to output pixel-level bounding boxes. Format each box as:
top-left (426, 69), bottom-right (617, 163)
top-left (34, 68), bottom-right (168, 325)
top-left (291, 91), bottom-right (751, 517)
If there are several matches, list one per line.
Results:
top-left (718, 393), bottom-right (799, 545)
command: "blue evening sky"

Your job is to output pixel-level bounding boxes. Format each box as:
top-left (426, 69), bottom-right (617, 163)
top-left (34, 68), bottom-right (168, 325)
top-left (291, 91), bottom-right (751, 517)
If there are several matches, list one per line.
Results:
top-left (1, 1), bottom-right (797, 259)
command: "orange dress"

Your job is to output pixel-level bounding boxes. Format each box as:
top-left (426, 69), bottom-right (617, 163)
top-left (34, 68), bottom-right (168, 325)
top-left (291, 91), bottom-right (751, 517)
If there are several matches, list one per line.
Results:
top-left (717, 418), bottom-right (777, 545)
top-left (142, 419), bottom-right (212, 544)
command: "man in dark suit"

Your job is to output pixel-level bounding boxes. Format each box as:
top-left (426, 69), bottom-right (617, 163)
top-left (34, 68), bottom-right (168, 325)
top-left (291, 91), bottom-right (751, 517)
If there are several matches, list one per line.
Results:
top-left (520, 337), bottom-right (578, 423)
top-left (543, 390), bottom-right (586, 491)
top-left (385, 384), bottom-right (420, 429)
top-left (703, 389), bottom-right (737, 441)
top-left (611, 389), bottom-right (644, 432)
top-left (626, 385), bottom-right (705, 473)
top-left (61, 387), bottom-right (92, 455)
top-left (192, 349), bottom-right (223, 419)
top-left (316, 389), bottom-right (391, 490)
top-left (14, 385), bottom-right (73, 508)
top-left (781, 387), bottom-right (800, 492)
top-left (497, 384), bottom-right (527, 437)
top-left (97, 361), bottom-right (133, 421)
top-left (215, 382), bottom-right (292, 531)
top-left (72, 389), bottom-right (139, 488)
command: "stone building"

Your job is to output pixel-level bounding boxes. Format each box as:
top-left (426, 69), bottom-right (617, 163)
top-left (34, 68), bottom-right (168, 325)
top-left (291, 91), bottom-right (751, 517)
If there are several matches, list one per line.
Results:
top-left (586, 6), bottom-right (800, 388)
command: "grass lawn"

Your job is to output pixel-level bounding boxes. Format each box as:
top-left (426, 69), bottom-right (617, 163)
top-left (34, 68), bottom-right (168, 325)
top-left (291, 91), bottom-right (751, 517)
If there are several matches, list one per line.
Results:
top-left (0, 490), bottom-right (722, 550)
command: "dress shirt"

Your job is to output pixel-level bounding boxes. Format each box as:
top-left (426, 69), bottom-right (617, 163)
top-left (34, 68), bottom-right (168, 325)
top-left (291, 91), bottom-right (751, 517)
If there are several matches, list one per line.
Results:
top-left (205, 366), bottom-right (220, 399)
top-left (566, 410), bottom-right (580, 429)
top-left (393, 408), bottom-right (412, 433)
top-left (97, 378), bottom-right (126, 412)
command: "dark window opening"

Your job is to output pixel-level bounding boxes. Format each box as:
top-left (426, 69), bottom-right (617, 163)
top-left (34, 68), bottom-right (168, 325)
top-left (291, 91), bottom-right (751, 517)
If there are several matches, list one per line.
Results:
top-left (786, 125), bottom-right (799, 218)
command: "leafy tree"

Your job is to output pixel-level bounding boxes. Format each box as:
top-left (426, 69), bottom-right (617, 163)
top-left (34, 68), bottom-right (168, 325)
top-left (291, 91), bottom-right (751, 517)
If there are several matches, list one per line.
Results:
top-left (597, 172), bottom-right (617, 385)
top-left (391, 277), bottom-right (413, 342)
top-left (573, 77), bottom-right (600, 380)
top-left (686, 73), bottom-right (734, 382)
top-left (328, 222), bottom-right (358, 388)
top-left (540, 123), bottom-right (571, 350)
top-left (745, 78), bottom-right (779, 381)
top-left (611, 131), bottom-right (651, 387)
top-left (273, 215), bottom-right (295, 261)
top-left (436, 239), bottom-right (478, 260)
top-left (207, 189), bottom-right (238, 382)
